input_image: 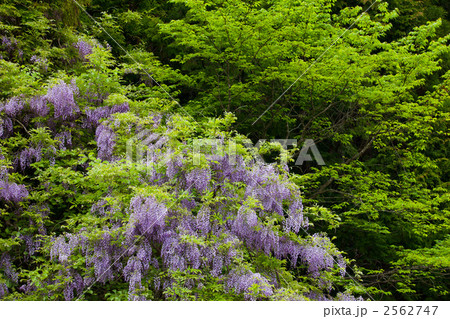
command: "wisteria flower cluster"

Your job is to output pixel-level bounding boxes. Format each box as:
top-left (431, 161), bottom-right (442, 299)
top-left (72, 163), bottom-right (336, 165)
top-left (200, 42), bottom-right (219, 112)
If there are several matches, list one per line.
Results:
top-left (23, 110), bottom-right (353, 301)
top-left (74, 40), bottom-right (93, 61)
top-left (44, 80), bottom-right (80, 121)
top-left (30, 55), bottom-right (49, 72)
top-left (0, 36), bottom-right (20, 61)
top-left (0, 44), bottom-right (355, 301)
top-left (0, 180), bottom-right (28, 203)
top-left (0, 70), bottom-right (133, 300)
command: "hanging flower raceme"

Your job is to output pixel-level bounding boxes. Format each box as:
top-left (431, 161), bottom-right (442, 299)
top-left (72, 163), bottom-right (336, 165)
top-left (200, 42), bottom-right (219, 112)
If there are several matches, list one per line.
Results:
top-left (186, 168), bottom-right (211, 193)
top-left (226, 267), bottom-right (273, 300)
top-left (0, 253), bottom-right (18, 285)
top-left (74, 40), bottom-right (93, 61)
top-left (30, 55), bottom-right (48, 72)
top-left (55, 131), bottom-right (72, 150)
top-left (95, 123), bottom-right (116, 161)
top-left (18, 146), bottom-right (42, 171)
top-left (126, 195), bottom-right (168, 240)
top-left (0, 36), bottom-right (19, 58)
top-left (0, 180), bottom-right (28, 203)
top-left (1, 96), bottom-right (24, 117)
top-left (29, 96), bottom-right (49, 117)
top-left (44, 80), bottom-right (80, 121)
top-left (63, 270), bottom-right (84, 301)
top-left (283, 199), bottom-right (307, 234)
top-left (0, 117), bottom-right (13, 138)
top-left (84, 103), bottom-right (130, 129)
top-left (300, 244), bottom-right (333, 278)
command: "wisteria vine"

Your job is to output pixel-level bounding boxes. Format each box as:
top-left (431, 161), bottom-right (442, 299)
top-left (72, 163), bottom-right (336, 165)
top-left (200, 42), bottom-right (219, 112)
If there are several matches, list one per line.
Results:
top-left (0, 37), bottom-right (357, 301)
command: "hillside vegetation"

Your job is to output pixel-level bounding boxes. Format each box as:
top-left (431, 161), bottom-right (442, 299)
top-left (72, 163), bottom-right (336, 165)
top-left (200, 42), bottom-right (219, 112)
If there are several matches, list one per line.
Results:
top-left (0, 0), bottom-right (449, 300)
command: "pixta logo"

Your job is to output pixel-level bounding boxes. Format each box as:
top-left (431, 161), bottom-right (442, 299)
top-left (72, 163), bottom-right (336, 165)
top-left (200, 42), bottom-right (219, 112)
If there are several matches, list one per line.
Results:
top-left (193, 138), bottom-right (325, 166)
top-left (126, 128), bottom-right (157, 164)
top-left (295, 139), bottom-right (325, 166)
top-left (126, 131), bottom-right (325, 167)
top-left (125, 128), bottom-right (172, 172)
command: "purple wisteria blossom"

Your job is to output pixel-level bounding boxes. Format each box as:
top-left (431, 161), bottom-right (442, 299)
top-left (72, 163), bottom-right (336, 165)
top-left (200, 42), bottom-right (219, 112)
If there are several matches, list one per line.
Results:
top-left (44, 81), bottom-right (80, 120)
top-left (110, 103), bottom-right (129, 114)
top-left (305, 291), bottom-right (331, 301)
top-left (85, 106), bottom-right (111, 128)
top-left (74, 40), bottom-right (93, 60)
top-left (245, 164), bottom-right (291, 214)
top-left (50, 236), bottom-right (71, 263)
top-left (86, 231), bottom-right (122, 285)
top-left (90, 199), bottom-right (108, 216)
top-left (186, 168), bottom-right (211, 193)
top-left (4, 110), bottom-right (352, 301)
top-left (0, 253), bottom-right (18, 284)
top-left (0, 283), bottom-right (8, 299)
top-left (20, 234), bottom-right (40, 257)
top-left (0, 117), bottom-right (13, 138)
top-left (29, 96), bottom-right (49, 117)
top-left (161, 234), bottom-right (186, 271)
top-left (226, 267), bottom-right (273, 300)
top-left (210, 154), bottom-right (248, 183)
top-left (181, 198), bottom-right (196, 211)
top-left (84, 103), bottom-right (129, 129)
top-left (1, 96), bottom-right (25, 117)
top-left (95, 123), bottom-right (116, 160)
top-left (127, 196), bottom-right (168, 240)
top-left (0, 180), bottom-right (29, 202)
top-left (30, 55), bottom-right (48, 72)
top-left (166, 155), bottom-right (183, 179)
top-left (278, 240), bottom-right (302, 266)
top-left (231, 205), bottom-right (281, 256)
top-left (186, 243), bottom-right (201, 269)
top-left (136, 241), bottom-right (153, 270)
top-left (0, 153), bottom-right (6, 179)
top-left (337, 255), bottom-right (346, 276)
top-left (211, 254), bottom-right (223, 277)
top-left (336, 293), bottom-right (364, 301)
top-left (55, 131), bottom-right (72, 150)
top-left (300, 235), bottom-right (335, 278)
top-left (283, 199), bottom-right (307, 233)
top-left (63, 271), bottom-right (84, 301)
top-left (232, 206), bottom-right (258, 239)
top-left (1, 36), bottom-right (11, 48)
top-left (196, 206), bottom-right (211, 234)
top-left (301, 245), bottom-right (332, 278)
top-left (19, 146), bottom-right (42, 170)
top-left (123, 256), bottom-right (145, 300)
top-left (1, 36), bottom-right (18, 56)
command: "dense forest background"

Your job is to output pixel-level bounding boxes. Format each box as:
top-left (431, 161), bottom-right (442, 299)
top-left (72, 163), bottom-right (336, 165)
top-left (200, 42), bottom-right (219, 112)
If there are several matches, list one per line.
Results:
top-left (0, 0), bottom-right (449, 301)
